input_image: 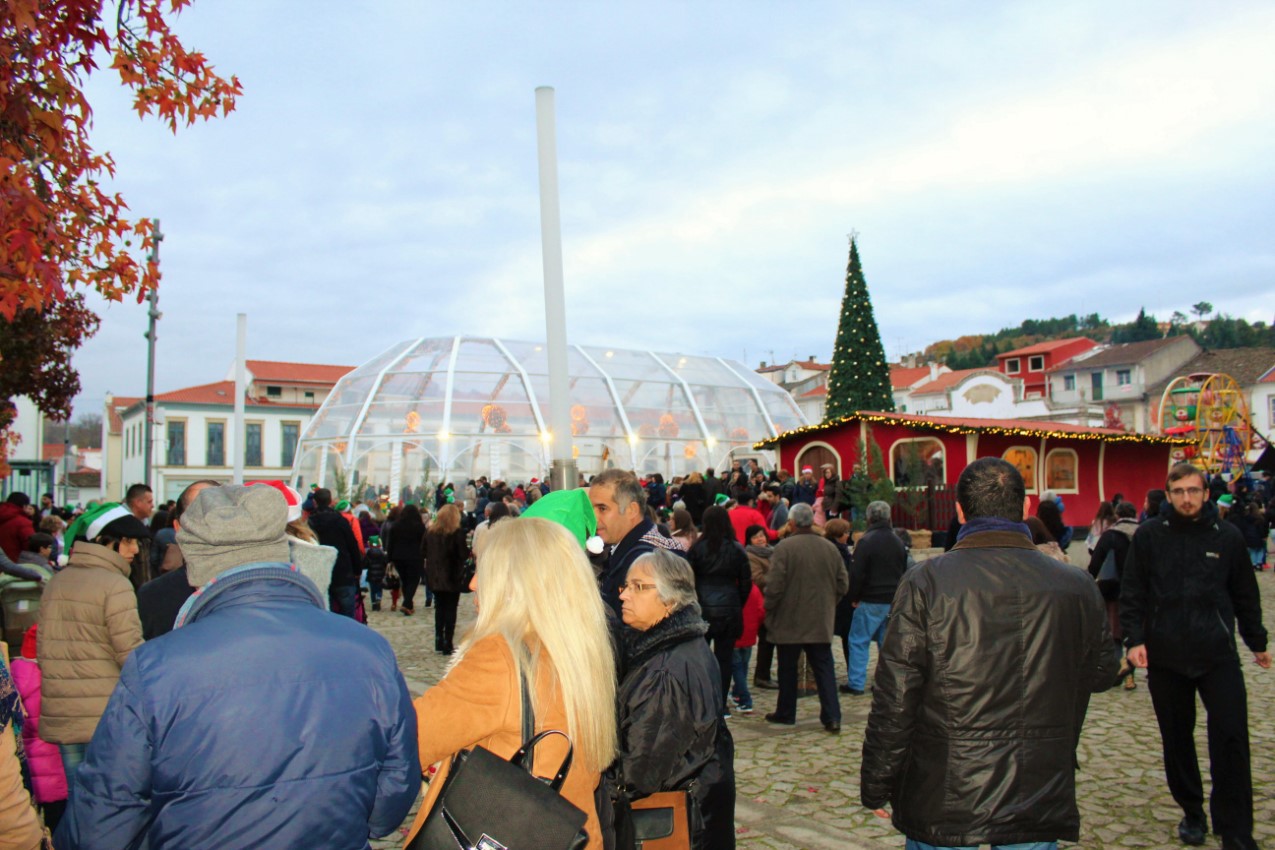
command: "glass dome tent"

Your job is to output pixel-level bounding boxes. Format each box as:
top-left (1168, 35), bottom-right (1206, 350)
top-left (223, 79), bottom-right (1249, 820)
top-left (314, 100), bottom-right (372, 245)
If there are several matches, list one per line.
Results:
top-left (292, 336), bottom-right (806, 494)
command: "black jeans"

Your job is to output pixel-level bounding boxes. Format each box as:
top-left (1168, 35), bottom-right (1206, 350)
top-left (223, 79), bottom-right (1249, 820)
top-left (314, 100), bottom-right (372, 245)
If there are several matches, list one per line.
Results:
top-left (754, 624), bottom-right (775, 683)
top-left (707, 633), bottom-right (735, 710)
top-left (399, 560), bottom-right (424, 610)
top-left (434, 591), bottom-right (461, 651)
top-left (774, 643), bottom-right (840, 725)
top-left (1148, 662), bottom-right (1253, 837)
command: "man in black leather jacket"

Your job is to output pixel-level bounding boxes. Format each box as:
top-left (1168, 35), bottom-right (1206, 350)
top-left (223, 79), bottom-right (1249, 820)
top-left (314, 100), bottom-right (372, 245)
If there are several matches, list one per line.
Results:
top-left (1121, 463), bottom-right (1270, 850)
top-left (860, 457), bottom-right (1117, 849)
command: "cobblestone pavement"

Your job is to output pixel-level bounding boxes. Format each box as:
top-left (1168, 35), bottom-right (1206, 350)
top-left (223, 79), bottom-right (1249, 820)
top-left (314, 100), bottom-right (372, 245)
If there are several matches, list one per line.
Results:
top-left (370, 566), bottom-right (1275, 850)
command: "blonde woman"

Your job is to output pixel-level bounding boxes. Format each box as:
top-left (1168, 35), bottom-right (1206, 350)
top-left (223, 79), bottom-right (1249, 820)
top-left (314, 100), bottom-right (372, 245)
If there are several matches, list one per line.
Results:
top-left (423, 503), bottom-right (468, 654)
top-left (407, 518), bottom-right (617, 848)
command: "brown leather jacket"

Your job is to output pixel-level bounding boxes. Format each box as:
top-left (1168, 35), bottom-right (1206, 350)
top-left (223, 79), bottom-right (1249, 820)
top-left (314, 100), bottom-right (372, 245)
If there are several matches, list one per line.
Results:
top-left (37, 542), bottom-right (143, 744)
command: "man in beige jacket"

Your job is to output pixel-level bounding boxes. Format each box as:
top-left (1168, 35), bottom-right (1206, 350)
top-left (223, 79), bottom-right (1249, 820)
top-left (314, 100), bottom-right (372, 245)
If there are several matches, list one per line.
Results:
top-left (37, 503), bottom-right (147, 782)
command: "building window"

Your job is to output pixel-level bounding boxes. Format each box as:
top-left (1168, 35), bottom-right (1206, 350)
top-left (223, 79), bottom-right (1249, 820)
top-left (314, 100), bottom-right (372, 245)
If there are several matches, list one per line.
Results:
top-left (1044, 448), bottom-right (1079, 494)
top-left (166, 420), bottom-right (186, 466)
top-left (1002, 446), bottom-right (1038, 493)
top-left (1028, 355), bottom-right (1044, 372)
top-left (1005, 358), bottom-right (1020, 374)
top-left (889, 437), bottom-right (945, 487)
top-left (304, 391), bottom-right (315, 402)
top-left (281, 421), bottom-right (300, 468)
top-left (1116, 369), bottom-right (1132, 386)
top-left (1063, 374), bottom-right (1076, 391)
top-left (206, 421), bottom-right (225, 466)
top-left (266, 386), bottom-right (282, 397)
top-left (245, 422), bottom-right (263, 467)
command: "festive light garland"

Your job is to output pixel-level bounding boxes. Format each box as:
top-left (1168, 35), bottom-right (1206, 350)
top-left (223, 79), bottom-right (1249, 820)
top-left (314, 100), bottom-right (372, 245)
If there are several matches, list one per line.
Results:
top-left (753, 411), bottom-right (1198, 450)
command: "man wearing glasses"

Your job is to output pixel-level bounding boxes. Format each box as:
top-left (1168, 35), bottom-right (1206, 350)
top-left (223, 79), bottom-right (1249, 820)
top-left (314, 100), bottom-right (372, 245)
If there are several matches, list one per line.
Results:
top-left (1121, 463), bottom-right (1270, 850)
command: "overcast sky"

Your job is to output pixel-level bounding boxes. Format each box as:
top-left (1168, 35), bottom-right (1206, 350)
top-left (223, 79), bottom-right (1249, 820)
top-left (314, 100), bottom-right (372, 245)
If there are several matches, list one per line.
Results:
top-left (66, 0), bottom-right (1275, 418)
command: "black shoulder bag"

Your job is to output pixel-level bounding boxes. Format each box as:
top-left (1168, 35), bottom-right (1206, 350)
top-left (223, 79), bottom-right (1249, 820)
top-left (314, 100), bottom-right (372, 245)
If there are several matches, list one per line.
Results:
top-left (408, 673), bottom-right (588, 850)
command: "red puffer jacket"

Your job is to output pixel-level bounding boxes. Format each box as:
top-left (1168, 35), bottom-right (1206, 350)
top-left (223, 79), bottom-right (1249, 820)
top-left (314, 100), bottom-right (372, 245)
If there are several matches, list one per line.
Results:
top-left (0, 503), bottom-right (34, 561)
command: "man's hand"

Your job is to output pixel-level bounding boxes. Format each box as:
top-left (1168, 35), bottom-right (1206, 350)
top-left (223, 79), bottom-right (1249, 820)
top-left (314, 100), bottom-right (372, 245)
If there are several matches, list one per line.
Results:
top-left (1255, 651), bottom-right (1272, 669)
top-left (1127, 645), bottom-right (1148, 668)
top-left (870, 807), bottom-right (890, 819)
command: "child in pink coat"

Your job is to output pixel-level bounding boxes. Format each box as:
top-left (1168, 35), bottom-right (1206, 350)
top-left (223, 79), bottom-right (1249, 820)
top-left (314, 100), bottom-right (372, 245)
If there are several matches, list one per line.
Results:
top-left (10, 624), bottom-right (68, 832)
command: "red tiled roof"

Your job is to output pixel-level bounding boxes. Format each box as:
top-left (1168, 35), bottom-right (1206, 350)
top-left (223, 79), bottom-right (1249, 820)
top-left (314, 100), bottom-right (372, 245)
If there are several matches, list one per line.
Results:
top-left (106, 396), bottom-right (142, 434)
top-left (799, 385), bottom-right (828, 398)
top-left (43, 444), bottom-right (66, 461)
top-left (996, 337), bottom-right (1097, 358)
top-left (890, 366), bottom-right (932, 390)
top-left (1261, 365), bottom-right (1275, 384)
top-left (153, 381), bottom-right (318, 408)
top-left (1045, 337), bottom-right (1195, 373)
top-left (757, 360), bottom-right (830, 374)
top-left (910, 369), bottom-right (996, 396)
top-left (246, 360), bottom-right (353, 385)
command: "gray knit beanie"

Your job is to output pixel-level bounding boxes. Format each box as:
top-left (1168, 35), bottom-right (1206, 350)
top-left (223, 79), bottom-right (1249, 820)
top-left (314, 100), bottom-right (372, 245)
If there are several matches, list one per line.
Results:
top-left (177, 484), bottom-right (291, 587)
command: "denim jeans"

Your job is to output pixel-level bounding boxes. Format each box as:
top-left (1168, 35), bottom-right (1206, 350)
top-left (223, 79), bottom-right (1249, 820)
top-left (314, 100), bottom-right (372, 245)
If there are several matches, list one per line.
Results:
top-left (730, 647), bottom-right (753, 708)
top-left (906, 840), bottom-right (1056, 850)
top-left (59, 743), bottom-right (87, 785)
top-left (330, 584), bottom-right (358, 618)
top-left (847, 601), bottom-right (891, 691)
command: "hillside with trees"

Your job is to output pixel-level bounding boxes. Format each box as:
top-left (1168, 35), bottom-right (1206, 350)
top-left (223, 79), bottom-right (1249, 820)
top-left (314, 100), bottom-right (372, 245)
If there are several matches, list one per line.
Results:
top-left (925, 306), bottom-right (1273, 370)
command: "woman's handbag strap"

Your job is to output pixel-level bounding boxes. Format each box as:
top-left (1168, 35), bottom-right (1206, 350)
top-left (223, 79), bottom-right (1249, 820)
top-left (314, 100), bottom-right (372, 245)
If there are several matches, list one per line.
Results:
top-left (511, 729), bottom-right (575, 792)
top-left (520, 669), bottom-right (535, 775)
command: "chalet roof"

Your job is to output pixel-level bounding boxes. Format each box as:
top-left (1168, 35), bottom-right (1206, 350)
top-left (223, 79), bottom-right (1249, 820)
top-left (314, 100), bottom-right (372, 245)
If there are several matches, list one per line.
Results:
top-left (1261, 365), bottom-right (1275, 384)
top-left (755, 410), bottom-right (1195, 450)
top-left (1146, 347), bottom-right (1275, 398)
top-left (127, 381), bottom-right (322, 409)
top-left (997, 337), bottom-right (1097, 358)
top-left (1046, 336), bottom-right (1193, 373)
top-left (43, 444), bottom-right (67, 461)
top-left (799, 385), bottom-right (827, 399)
top-left (757, 359), bottom-right (830, 374)
top-left (890, 365), bottom-right (932, 390)
top-left (910, 368), bottom-right (997, 396)
top-left (245, 360), bottom-right (354, 385)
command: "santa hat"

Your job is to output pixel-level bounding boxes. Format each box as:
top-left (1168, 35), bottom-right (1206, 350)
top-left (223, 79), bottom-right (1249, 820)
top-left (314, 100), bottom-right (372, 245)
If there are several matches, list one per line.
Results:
top-left (64, 502), bottom-right (150, 550)
top-left (248, 481), bottom-right (303, 523)
top-left (522, 489), bottom-right (600, 551)
top-left (801, 466), bottom-right (813, 474)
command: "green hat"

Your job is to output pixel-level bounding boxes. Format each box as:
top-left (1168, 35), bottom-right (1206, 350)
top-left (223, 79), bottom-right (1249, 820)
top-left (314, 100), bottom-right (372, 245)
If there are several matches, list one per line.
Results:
top-left (714, 493), bottom-right (730, 505)
top-left (1217, 494), bottom-right (1234, 507)
top-left (521, 489), bottom-right (597, 548)
top-left (335, 499), bottom-right (351, 512)
top-left (63, 502), bottom-right (150, 551)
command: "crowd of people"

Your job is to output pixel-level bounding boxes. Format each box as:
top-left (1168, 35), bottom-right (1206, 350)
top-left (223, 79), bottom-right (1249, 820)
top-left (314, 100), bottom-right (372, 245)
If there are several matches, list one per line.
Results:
top-left (0, 459), bottom-right (1270, 850)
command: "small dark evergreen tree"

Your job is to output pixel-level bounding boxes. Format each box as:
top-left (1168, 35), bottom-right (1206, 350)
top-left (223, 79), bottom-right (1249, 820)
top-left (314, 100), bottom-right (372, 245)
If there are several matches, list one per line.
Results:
top-left (1111, 307), bottom-right (1161, 343)
top-left (824, 236), bottom-right (894, 421)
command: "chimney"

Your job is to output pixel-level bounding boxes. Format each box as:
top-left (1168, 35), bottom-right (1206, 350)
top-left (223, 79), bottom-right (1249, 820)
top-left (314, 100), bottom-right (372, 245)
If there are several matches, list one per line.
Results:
top-left (929, 362), bottom-right (939, 381)
top-left (759, 360), bottom-right (767, 369)
top-left (809, 355), bottom-right (816, 363)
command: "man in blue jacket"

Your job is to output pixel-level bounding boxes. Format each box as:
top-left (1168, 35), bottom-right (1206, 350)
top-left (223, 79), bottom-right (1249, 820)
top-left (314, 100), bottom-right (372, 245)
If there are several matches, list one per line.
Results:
top-left (56, 484), bottom-right (420, 850)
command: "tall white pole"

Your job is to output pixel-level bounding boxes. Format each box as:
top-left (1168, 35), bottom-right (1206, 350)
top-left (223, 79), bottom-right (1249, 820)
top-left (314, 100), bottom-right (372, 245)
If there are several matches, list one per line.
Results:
top-left (232, 313), bottom-right (247, 484)
top-left (535, 86), bottom-right (577, 490)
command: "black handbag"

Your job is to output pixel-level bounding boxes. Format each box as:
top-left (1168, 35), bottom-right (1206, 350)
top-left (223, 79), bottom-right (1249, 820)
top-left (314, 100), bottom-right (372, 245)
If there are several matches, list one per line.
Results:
top-left (408, 674), bottom-right (588, 850)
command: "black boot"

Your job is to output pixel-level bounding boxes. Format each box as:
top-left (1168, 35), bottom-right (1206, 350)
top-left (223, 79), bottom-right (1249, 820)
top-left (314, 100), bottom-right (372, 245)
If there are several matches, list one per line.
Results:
top-left (1178, 813), bottom-right (1207, 846)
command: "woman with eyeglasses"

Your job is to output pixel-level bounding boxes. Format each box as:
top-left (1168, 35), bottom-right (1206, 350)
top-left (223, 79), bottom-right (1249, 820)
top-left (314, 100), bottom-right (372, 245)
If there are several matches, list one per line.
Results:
top-left (614, 548), bottom-right (736, 850)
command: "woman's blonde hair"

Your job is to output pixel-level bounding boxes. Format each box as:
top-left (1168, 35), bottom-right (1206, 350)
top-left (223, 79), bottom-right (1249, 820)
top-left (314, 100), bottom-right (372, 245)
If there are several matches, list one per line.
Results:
top-left (429, 503), bottom-right (461, 535)
top-left (454, 517), bottom-right (617, 772)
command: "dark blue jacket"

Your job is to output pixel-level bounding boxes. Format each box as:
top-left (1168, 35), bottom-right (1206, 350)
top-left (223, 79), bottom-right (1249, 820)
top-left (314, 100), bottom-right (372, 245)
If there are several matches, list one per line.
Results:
top-left (56, 564), bottom-right (420, 850)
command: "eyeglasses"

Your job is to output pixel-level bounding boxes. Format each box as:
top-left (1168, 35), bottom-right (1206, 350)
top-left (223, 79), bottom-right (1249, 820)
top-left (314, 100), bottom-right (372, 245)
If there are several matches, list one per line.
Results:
top-left (1168, 487), bottom-right (1205, 498)
top-left (618, 581), bottom-right (658, 594)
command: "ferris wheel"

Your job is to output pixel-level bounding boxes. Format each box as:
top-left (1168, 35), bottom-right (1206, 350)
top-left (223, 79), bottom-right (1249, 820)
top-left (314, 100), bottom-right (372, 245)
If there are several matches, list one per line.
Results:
top-left (1157, 372), bottom-right (1252, 475)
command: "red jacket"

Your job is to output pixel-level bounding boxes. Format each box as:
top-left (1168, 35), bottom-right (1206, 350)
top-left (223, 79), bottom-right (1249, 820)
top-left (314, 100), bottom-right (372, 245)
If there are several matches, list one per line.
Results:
top-left (735, 584), bottom-right (765, 648)
top-left (728, 505), bottom-right (775, 545)
top-left (0, 503), bottom-right (34, 561)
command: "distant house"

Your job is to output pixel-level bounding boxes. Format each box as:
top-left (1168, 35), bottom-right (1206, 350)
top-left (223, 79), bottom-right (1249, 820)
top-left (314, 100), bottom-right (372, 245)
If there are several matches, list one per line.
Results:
top-left (110, 360), bottom-right (354, 502)
top-left (995, 337), bottom-right (1099, 399)
top-left (891, 364), bottom-right (948, 413)
top-left (1256, 366), bottom-right (1275, 455)
top-left (757, 357), bottom-right (832, 422)
top-left (1047, 336), bottom-right (1201, 433)
top-left (1145, 347), bottom-right (1275, 460)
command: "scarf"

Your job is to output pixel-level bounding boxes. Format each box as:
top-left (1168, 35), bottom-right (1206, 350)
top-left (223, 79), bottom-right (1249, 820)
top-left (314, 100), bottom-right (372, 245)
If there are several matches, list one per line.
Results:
top-left (956, 515), bottom-right (1031, 543)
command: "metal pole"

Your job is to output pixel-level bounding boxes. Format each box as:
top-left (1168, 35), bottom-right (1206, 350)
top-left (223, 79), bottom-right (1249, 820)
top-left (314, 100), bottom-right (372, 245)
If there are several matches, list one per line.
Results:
top-left (142, 220), bottom-right (163, 493)
top-left (232, 313), bottom-right (247, 484)
top-left (535, 86), bottom-right (577, 491)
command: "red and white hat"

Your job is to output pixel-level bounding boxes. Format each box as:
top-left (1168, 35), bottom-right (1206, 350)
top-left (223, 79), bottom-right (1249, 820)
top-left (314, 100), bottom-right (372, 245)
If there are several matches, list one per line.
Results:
top-left (249, 480), bottom-right (302, 523)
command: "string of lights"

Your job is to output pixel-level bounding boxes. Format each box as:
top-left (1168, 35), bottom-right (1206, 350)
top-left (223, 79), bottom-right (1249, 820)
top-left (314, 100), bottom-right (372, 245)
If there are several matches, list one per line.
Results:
top-left (754, 410), bottom-right (1198, 450)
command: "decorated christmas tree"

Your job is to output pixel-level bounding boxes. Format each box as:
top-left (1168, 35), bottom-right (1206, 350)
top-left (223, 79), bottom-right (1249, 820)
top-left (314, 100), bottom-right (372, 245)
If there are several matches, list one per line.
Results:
top-left (824, 236), bottom-right (894, 421)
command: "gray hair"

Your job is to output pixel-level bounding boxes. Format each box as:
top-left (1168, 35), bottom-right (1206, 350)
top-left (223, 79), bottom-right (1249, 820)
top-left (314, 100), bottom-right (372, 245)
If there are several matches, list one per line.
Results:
top-left (790, 502), bottom-right (815, 528)
top-left (631, 549), bottom-right (697, 610)
top-left (866, 501), bottom-right (892, 525)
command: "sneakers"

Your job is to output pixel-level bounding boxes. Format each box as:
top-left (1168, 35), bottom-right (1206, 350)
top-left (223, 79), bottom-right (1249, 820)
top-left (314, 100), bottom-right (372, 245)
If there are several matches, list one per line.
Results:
top-left (736, 704), bottom-right (754, 714)
top-left (1178, 814), bottom-right (1207, 846)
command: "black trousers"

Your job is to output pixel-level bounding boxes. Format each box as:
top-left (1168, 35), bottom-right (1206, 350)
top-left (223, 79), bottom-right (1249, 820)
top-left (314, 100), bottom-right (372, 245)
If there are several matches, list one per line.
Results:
top-left (707, 634), bottom-right (735, 710)
top-left (399, 559), bottom-right (424, 610)
top-left (754, 625), bottom-right (775, 682)
top-left (774, 643), bottom-right (840, 725)
top-left (1147, 662), bottom-right (1253, 837)
top-left (434, 591), bottom-right (460, 651)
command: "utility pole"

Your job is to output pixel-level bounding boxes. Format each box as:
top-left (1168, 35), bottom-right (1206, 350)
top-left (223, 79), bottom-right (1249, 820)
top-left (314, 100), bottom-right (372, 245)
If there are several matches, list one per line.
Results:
top-left (142, 220), bottom-right (164, 493)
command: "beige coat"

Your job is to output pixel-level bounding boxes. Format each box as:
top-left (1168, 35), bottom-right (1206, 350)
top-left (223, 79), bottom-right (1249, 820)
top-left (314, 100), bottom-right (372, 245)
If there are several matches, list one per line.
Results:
top-left (37, 542), bottom-right (143, 744)
top-left (763, 530), bottom-right (849, 644)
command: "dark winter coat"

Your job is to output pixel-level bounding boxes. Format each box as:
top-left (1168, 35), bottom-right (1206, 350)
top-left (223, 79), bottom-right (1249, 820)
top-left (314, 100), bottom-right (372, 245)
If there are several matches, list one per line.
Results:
top-left (763, 530), bottom-right (848, 645)
top-left (600, 520), bottom-right (685, 615)
top-left (686, 539), bottom-right (752, 642)
top-left (849, 520), bottom-right (908, 605)
top-left (307, 508), bottom-right (362, 588)
top-left (54, 564), bottom-right (420, 850)
top-left (1085, 518), bottom-right (1137, 601)
top-left (361, 546), bottom-right (389, 586)
top-left (832, 539), bottom-right (855, 638)
top-left (617, 604), bottom-right (735, 850)
top-left (137, 565), bottom-right (195, 640)
top-left (679, 483), bottom-right (708, 525)
top-left (1120, 500), bottom-right (1268, 677)
top-left (423, 528), bottom-right (468, 593)
top-left (860, 530), bottom-right (1118, 847)
top-left (385, 518), bottom-right (425, 571)
top-left (0, 503), bottom-right (34, 562)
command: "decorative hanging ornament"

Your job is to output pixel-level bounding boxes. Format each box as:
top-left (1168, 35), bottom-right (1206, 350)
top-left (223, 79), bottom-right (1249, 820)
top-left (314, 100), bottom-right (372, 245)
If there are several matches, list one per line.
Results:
top-left (658, 413), bottom-right (679, 439)
top-left (404, 411), bottom-right (421, 433)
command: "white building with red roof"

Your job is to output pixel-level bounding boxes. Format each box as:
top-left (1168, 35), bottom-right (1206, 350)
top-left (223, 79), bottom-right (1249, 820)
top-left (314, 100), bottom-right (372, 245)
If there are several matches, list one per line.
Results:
top-left (110, 361), bottom-right (353, 502)
top-left (994, 337), bottom-right (1099, 398)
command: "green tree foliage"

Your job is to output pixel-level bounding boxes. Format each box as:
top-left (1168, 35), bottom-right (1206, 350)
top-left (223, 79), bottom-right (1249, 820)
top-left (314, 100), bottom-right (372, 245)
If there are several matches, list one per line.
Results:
top-left (824, 237), bottom-right (893, 420)
top-left (1194, 314), bottom-right (1270, 349)
top-left (1110, 307), bottom-right (1161, 343)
